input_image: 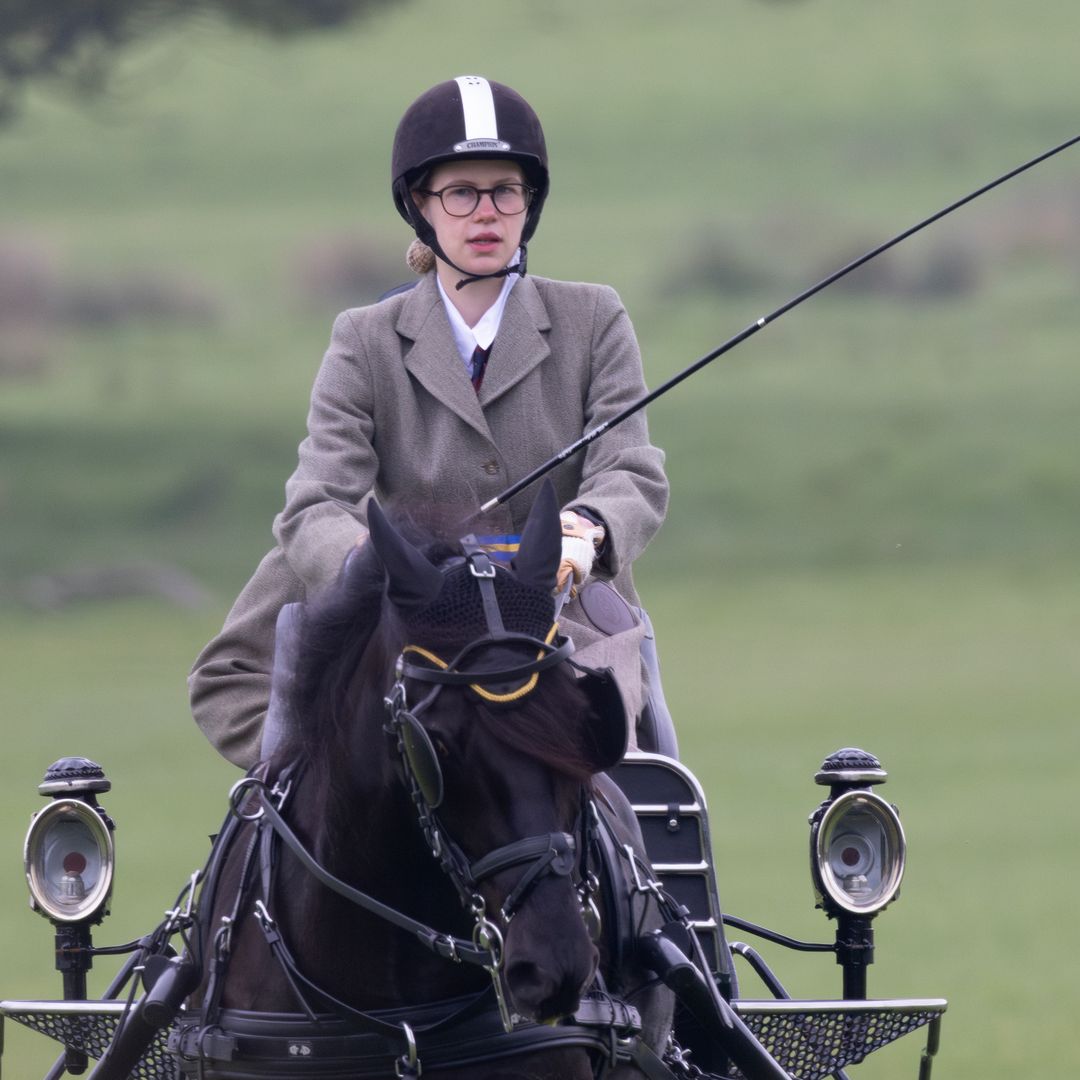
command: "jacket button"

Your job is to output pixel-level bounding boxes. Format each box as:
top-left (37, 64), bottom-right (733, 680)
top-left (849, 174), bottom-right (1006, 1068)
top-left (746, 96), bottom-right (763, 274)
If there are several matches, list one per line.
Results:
top-left (482, 460), bottom-right (500, 475)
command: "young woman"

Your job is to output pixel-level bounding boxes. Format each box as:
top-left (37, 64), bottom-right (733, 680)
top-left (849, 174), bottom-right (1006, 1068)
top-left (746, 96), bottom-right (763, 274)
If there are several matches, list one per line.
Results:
top-left (189, 76), bottom-right (669, 768)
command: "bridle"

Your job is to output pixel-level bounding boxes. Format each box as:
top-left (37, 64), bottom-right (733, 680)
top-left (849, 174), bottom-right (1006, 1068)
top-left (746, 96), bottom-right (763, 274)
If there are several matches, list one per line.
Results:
top-left (382, 548), bottom-right (603, 1029)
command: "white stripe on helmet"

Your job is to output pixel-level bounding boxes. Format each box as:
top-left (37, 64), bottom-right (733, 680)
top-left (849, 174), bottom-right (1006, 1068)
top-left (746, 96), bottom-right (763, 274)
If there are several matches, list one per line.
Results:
top-left (455, 75), bottom-right (499, 142)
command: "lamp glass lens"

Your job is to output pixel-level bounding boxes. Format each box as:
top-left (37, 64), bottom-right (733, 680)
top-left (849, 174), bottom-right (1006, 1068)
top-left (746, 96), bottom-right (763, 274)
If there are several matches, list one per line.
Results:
top-left (39, 818), bottom-right (103, 907)
top-left (817, 791), bottom-right (905, 913)
top-left (827, 811), bottom-right (884, 901)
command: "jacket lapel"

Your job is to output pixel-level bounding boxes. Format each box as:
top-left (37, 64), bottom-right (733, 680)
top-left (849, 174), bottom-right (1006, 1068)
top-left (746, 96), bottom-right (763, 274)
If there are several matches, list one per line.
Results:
top-left (395, 273), bottom-right (553, 429)
top-left (478, 277), bottom-right (551, 406)
top-left (396, 275), bottom-right (492, 440)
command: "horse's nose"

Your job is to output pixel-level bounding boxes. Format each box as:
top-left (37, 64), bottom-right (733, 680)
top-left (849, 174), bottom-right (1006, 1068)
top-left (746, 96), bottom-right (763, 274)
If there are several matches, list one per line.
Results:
top-left (504, 944), bottom-right (598, 1022)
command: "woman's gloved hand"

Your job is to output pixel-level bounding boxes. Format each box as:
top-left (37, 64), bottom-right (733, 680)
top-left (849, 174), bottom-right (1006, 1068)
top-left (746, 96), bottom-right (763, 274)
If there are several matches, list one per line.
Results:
top-left (556, 511), bottom-right (606, 596)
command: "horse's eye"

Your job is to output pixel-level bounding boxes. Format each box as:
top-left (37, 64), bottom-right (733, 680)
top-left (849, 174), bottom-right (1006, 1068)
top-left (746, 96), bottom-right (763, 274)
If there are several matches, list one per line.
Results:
top-left (434, 738), bottom-right (450, 759)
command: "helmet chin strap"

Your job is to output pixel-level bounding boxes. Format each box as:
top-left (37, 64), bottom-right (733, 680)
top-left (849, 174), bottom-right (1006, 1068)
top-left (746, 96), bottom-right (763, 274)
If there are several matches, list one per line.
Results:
top-left (449, 244), bottom-right (528, 291)
top-left (454, 258), bottom-right (526, 290)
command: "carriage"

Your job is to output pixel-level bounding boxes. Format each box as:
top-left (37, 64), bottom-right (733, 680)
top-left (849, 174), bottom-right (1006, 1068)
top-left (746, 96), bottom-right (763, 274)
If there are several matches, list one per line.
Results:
top-left (1, 493), bottom-right (947, 1080)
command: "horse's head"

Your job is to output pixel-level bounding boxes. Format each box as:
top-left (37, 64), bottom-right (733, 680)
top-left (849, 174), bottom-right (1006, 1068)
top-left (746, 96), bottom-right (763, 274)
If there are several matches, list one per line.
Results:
top-left (364, 482), bottom-right (627, 1023)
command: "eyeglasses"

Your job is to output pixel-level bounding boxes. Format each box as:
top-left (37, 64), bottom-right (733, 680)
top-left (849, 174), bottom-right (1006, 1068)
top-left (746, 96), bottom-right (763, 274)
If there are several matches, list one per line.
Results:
top-left (417, 182), bottom-right (534, 217)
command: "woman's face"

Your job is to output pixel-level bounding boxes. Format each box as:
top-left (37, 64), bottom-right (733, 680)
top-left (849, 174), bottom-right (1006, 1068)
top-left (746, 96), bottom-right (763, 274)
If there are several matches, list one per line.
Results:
top-left (414, 159), bottom-right (528, 278)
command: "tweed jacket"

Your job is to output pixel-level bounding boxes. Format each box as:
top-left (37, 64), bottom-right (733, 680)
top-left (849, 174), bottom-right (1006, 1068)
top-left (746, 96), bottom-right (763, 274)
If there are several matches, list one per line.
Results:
top-left (189, 272), bottom-right (669, 768)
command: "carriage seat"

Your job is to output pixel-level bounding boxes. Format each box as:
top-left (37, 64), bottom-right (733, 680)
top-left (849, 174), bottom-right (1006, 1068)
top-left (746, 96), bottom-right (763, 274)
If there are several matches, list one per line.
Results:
top-left (608, 752), bottom-right (734, 997)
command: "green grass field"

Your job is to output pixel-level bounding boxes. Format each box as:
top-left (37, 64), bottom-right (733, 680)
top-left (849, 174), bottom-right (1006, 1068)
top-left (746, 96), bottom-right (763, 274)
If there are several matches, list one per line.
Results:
top-left (2, 1), bottom-right (1079, 1076)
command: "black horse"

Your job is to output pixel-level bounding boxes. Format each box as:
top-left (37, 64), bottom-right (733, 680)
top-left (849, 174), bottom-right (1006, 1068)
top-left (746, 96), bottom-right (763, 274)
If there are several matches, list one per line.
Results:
top-left (169, 483), bottom-right (674, 1079)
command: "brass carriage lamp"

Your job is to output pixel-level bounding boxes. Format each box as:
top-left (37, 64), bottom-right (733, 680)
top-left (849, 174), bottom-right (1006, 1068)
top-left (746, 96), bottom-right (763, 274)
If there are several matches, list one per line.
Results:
top-left (809, 747), bottom-right (906, 999)
top-left (24, 758), bottom-right (116, 990)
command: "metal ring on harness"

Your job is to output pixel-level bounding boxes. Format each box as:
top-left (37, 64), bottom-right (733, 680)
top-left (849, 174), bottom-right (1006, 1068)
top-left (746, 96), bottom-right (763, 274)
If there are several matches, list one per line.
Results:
top-left (227, 777), bottom-right (267, 822)
top-left (471, 904), bottom-right (514, 1032)
top-left (394, 1022), bottom-right (421, 1078)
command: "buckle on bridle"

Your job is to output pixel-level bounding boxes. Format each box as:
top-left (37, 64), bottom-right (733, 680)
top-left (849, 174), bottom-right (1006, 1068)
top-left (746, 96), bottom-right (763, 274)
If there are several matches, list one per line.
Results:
top-left (384, 676), bottom-right (408, 719)
top-left (468, 552), bottom-right (496, 579)
top-left (253, 899), bottom-right (274, 930)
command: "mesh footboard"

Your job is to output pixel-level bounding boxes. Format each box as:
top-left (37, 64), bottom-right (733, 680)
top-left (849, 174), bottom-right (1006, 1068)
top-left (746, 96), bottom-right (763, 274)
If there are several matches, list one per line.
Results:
top-left (1, 1000), bottom-right (175, 1080)
top-left (2, 997), bottom-right (946, 1080)
top-left (732, 998), bottom-right (947, 1080)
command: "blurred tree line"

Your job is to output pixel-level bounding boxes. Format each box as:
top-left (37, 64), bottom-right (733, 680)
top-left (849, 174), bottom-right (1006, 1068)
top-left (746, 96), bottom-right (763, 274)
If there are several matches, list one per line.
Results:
top-left (0, 0), bottom-right (400, 122)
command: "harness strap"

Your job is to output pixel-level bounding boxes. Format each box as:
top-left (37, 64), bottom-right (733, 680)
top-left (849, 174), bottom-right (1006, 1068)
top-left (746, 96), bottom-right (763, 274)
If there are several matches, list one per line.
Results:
top-left (249, 892), bottom-right (494, 1039)
top-left (469, 551), bottom-right (505, 635)
top-left (625, 1038), bottom-right (683, 1080)
top-left (254, 818), bottom-right (322, 1026)
top-left (244, 779), bottom-right (512, 1050)
top-left (172, 991), bottom-right (648, 1074)
top-left (469, 831), bottom-right (577, 920)
top-left (588, 789), bottom-right (689, 926)
top-left (469, 831), bottom-right (575, 881)
top-left (190, 766), bottom-right (272, 975)
top-left (201, 815), bottom-right (264, 1026)
top-left (255, 789), bottom-right (492, 968)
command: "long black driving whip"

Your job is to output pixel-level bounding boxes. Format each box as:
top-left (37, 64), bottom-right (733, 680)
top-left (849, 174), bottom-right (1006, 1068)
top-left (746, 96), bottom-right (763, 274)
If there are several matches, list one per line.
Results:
top-left (473, 131), bottom-right (1080, 520)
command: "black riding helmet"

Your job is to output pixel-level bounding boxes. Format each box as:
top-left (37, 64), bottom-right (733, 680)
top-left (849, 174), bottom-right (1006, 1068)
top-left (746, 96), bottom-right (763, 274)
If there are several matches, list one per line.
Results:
top-left (392, 75), bottom-right (550, 287)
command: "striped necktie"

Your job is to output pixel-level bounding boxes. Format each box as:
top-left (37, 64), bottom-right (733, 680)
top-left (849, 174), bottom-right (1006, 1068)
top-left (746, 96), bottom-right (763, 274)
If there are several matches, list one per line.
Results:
top-left (470, 344), bottom-right (490, 392)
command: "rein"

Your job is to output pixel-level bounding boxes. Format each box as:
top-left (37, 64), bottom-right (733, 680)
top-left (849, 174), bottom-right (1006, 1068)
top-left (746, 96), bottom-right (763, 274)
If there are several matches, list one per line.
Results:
top-left (235, 776), bottom-right (495, 971)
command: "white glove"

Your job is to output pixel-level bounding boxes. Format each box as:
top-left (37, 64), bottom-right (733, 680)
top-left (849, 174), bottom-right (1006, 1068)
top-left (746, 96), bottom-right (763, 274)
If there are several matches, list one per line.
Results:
top-left (557, 511), bottom-right (606, 596)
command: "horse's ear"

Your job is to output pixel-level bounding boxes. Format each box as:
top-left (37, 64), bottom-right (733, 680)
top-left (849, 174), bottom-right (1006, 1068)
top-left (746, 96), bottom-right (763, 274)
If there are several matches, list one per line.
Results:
top-left (512, 479), bottom-right (562, 592)
top-left (366, 500), bottom-right (444, 611)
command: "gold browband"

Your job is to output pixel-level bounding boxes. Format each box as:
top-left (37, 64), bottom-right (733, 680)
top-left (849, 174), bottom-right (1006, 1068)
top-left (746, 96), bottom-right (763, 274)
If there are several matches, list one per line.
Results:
top-left (402, 623), bottom-right (560, 704)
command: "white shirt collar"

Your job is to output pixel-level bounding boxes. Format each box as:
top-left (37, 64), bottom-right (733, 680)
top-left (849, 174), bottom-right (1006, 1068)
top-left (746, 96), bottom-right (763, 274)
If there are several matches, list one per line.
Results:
top-left (435, 257), bottom-right (520, 368)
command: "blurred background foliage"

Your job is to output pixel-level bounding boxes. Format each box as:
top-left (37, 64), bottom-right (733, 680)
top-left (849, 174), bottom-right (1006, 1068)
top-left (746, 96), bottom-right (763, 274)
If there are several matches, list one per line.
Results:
top-left (0, 0), bottom-right (398, 122)
top-left (1, 0), bottom-right (1078, 1076)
